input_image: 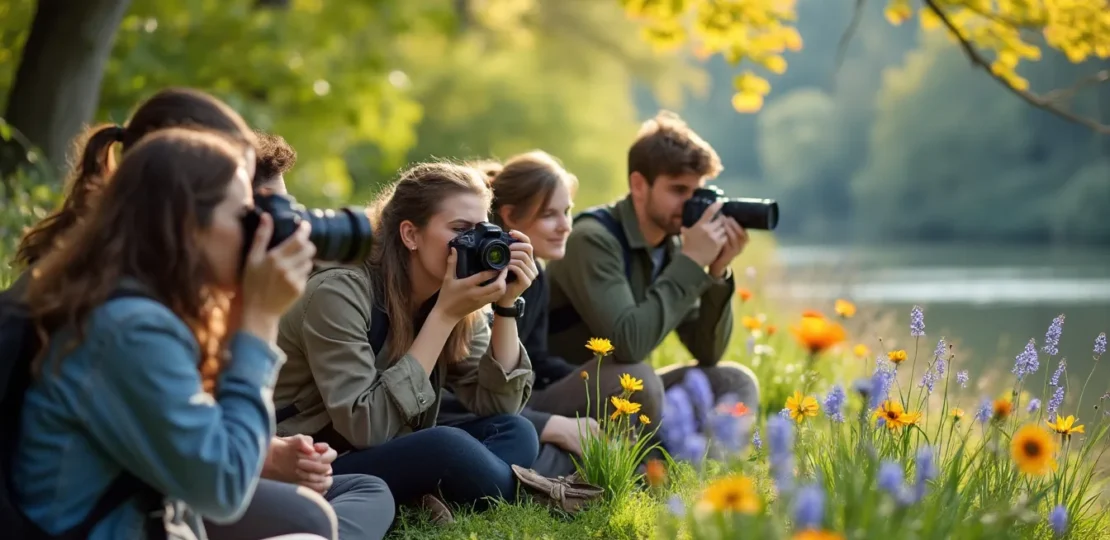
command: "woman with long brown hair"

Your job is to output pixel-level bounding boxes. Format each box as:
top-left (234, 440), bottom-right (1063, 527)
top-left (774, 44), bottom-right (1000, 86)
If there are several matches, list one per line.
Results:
top-left (11, 128), bottom-right (323, 540)
top-left (272, 161), bottom-right (541, 518)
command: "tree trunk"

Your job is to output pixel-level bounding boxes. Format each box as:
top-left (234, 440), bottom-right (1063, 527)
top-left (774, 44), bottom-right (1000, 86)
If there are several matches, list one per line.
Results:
top-left (3, 0), bottom-right (133, 175)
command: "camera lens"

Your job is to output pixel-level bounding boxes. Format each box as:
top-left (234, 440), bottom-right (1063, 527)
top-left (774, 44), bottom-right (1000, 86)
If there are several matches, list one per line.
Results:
top-left (722, 199), bottom-right (779, 231)
top-left (302, 207), bottom-right (374, 263)
top-left (481, 241), bottom-right (510, 270)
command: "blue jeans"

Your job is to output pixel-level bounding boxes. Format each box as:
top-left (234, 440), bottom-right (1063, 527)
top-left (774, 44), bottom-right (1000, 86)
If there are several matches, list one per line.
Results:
top-left (332, 414), bottom-right (539, 510)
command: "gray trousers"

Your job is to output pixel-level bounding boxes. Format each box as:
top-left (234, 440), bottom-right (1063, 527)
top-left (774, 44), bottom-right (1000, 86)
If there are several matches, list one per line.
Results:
top-left (203, 475), bottom-right (395, 540)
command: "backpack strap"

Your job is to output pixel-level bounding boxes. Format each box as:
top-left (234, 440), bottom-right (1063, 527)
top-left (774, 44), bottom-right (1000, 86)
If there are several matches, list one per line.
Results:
top-left (547, 207), bottom-right (632, 335)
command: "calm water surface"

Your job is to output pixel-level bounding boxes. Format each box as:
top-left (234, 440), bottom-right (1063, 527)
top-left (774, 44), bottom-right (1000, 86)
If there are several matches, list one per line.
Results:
top-left (767, 242), bottom-right (1110, 413)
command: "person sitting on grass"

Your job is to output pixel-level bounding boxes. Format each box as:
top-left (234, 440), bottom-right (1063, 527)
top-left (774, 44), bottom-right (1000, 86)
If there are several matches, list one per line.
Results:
top-left (436, 151), bottom-right (593, 478)
top-left (271, 161), bottom-right (540, 523)
top-left (12, 128), bottom-right (326, 540)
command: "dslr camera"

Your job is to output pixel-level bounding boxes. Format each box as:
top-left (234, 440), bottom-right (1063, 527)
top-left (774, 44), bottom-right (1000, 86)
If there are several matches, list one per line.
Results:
top-left (682, 186), bottom-right (779, 231)
top-left (448, 222), bottom-right (517, 284)
top-left (240, 192), bottom-right (374, 265)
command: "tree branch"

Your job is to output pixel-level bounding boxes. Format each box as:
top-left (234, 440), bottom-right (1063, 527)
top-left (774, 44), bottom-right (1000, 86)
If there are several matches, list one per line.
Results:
top-left (833, 0), bottom-right (868, 76)
top-left (923, 0), bottom-right (1110, 135)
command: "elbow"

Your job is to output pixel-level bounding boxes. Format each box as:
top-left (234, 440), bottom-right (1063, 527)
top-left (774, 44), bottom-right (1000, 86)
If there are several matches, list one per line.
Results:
top-left (183, 470), bottom-right (260, 523)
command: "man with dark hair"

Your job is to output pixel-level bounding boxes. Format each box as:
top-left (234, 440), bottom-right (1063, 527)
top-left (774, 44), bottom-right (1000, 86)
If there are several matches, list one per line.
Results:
top-left (253, 130), bottom-right (296, 193)
top-left (534, 110), bottom-right (758, 455)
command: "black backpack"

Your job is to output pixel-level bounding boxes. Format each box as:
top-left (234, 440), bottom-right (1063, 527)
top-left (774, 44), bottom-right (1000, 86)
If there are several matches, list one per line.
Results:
top-left (0, 280), bottom-right (165, 539)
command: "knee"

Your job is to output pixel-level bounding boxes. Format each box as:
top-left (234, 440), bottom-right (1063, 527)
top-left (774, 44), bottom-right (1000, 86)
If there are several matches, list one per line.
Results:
top-left (291, 486), bottom-right (339, 540)
top-left (618, 363), bottom-right (664, 421)
top-left (710, 361), bottom-right (761, 406)
top-left (489, 414), bottom-right (540, 465)
top-left (344, 474), bottom-right (396, 509)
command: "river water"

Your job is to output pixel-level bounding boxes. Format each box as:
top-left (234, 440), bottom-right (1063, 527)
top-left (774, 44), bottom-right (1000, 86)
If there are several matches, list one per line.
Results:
top-left (767, 242), bottom-right (1110, 414)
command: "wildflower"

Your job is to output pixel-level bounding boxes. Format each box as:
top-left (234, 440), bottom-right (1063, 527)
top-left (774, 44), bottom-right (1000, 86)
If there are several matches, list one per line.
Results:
top-left (956, 370), bottom-right (969, 388)
top-left (666, 495), bottom-right (685, 516)
top-left (717, 399), bottom-right (750, 417)
top-left (887, 349), bottom-right (908, 365)
top-left (754, 344), bottom-right (775, 357)
top-left (912, 446), bottom-right (937, 502)
top-left (1049, 359), bottom-right (1066, 387)
top-left (660, 387), bottom-right (695, 448)
top-left (852, 377), bottom-right (872, 398)
top-left (619, 373), bottom-right (644, 394)
top-left (1048, 386), bottom-right (1065, 420)
top-left (793, 484), bottom-right (825, 530)
top-left (974, 398), bottom-right (992, 424)
top-left (793, 531), bottom-right (845, 540)
top-left (877, 460), bottom-right (904, 494)
top-left (920, 368), bottom-right (939, 394)
top-left (1043, 314), bottom-right (1065, 356)
top-left (752, 428), bottom-right (762, 451)
top-left (738, 288), bottom-right (753, 302)
top-left (1045, 415), bottom-right (1085, 439)
top-left (951, 408), bottom-right (964, 421)
top-left (609, 396), bottom-right (641, 420)
top-left (766, 415), bottom-right (795, 492)
top-left (868, 363), bottom-right (897, 410)
top-left (644, 459), bottom-right (666, 487)
top-left (1095, 332), bottom-right (1107, 355)
top-left (741, 315), bottom-right (762, 332)
top-left (834, 299), bottom-right (856, 318)
top-left (1011, 338), bottom-right (1039, 380)
top-left (639, 414), bottom-right (651, 425)
top-left (1049, 505), bottom-right (1068, 537)
top-left (792, 314), bottom-right (847, 354)
top-left (579, 370), bottom-right (589, 380)
top-left (823, 384), bottom-right (846, 423)
top-left (586, 338), bottom-right (614, 356)
top-left (872, 400), bottom-right (921, 430)
top-left (853, 344), bottom-right (871, 358)
top-left (992, 398), bottom-right (1013, 420)
top-left (682, 369), bottom-right (714, 418)
top-left (910, 305), bottom-right (925, 337)
top-left (707, 395), bottom-right (749, 452)
top-left (698, 475), bottom-right (760, 514)
top-left (785, 391), bottom-right (820, 423)
top-left (933, 337), bottom-right (947, 361)
top-left (680, 434), bottom-right (708, 464)
top-left (1027, 399), bottom-right (1041, 413)
top-left (1011, 424), bottom-right (1057, 476)
top-left (766, 325), bottom-right (777, 336)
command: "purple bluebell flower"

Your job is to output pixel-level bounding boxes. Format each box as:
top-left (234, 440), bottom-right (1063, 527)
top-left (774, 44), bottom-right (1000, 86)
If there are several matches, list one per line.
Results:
top-left (1048, 386), bottom-right (1065, 420)
top-left (706, 394), bottom-right (749, 453)
top-left (1043, 314), bottom-right (1065, 356)
top-left (975, 398), bottom-right (992, 424)
top-left (667, 495), bottom-right (685, 517)
top-left (1027, 398), bottom-right (1041, 413)
top-left (869, 362), bottom-right (896, 410)
top-left (1050, 359), bottom-right (1066, 387)
top-left (1012, 339), bottom-right (1039, 380)
top-left (779, 408), bottom-right (792, 420)
top-left (956, 370), bottom-right (969, 388)
top-left (1095, 332), bottom-right (1107, 355)
top-left (1049, 505), bottom-right (1067, 536)
top-left (752, 428), bottom-right (762, 451)
top-left (678, 434), bottom-right (707, 464)
top-left (659, 387), bottom-right (696, 452)
top-left (682, 369), bottom-right (714, 419)
top-left (877, 461), bottom-right (903, 494)
top-left (934, 338), bottom-right (947, 361)
top-left (793, 484), bottom-right (825, 530)
top-left (910, 305), bottom-right (925, 337)
top-left (920, 368), bottom-right (939, 395)
top-left (766, 415), bottom-right (795, 493)
top-left (824, 384), bottom-right (846, 423)
top-left (911, 446), bottom-right (937, 502)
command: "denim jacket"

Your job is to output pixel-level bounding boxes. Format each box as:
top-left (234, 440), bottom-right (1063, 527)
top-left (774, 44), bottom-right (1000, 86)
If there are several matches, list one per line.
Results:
top-left (13, 288), bottom-right (284, 540)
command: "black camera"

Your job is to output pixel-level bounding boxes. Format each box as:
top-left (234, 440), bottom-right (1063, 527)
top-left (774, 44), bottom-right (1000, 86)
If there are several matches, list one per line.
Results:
top-left (681, 186), bottom-right (779, 231)
top-left (240, 192), bottom-right (374, 266)
top-left (448, 222), bottom-right (517, 284)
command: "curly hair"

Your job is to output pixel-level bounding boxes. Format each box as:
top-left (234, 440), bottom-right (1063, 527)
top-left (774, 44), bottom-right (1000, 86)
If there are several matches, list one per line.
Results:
top-left (253, 131), bottom-right (297, 188)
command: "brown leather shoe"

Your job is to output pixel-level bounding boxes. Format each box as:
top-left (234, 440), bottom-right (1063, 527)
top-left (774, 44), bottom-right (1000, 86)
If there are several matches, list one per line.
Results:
top-left (419, 494), bottom-right (455, 525)
top-left (511, 464), bottom-right (605, 514)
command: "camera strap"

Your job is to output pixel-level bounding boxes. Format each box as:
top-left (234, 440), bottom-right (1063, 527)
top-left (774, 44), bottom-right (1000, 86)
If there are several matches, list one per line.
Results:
top-left (547, 207), bottom-right (631, 335)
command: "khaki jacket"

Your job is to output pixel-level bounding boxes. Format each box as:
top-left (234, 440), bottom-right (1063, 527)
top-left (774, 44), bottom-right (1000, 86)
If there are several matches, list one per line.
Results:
top-left (272, 263), bottom-right (534, 450)
top-left (545, 195), bottom-right (736, 366)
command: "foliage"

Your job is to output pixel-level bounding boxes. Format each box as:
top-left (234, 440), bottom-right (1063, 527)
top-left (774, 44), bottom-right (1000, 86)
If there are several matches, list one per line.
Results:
top-left (0, 116), bottom-right (58, 287)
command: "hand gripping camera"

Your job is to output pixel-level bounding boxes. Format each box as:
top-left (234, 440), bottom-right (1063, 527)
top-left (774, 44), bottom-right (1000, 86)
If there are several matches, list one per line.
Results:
top-left (681, 186), bottom-right (780, 231)
top-left (448, 222), bottom-right (517, 284)
top-left (239, 192), bottom-right (374, 267)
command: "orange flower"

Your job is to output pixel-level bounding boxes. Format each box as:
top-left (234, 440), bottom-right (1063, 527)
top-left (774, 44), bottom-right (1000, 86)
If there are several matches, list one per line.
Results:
top-left (794, 530), bottom-right (845, 540)
top-left (792, 314), bottom-right (847, 354)
top-left (853, 344), bottom-right (871, 358)
top-left (834, 299), bottom-right (857, 318)
top-left (766, 325), bottom-right (777, 336)
top-left (738, 288), bottom-right (753, 302)
top-left (644, 459), bottom-right (666, 487)
top-left (887, 349), bottom-right (908, 364)
top-left (993, 398), bottom-right (1013, 420)
top-left (718, 401), bottom-right (750, 417)
top-left (741, 315), bottom-right (762, 331)
top-left (801, 309), bottom-right (825, 319)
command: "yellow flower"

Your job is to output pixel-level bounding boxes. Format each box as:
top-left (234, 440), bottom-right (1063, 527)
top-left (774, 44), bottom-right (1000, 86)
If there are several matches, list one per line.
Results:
top-left (993, 398), bottom-right (1013, 420)
top-left (619, 373), bottom-right (644, 394)
top-left (951, 408), bottom-right (965, 421)
top-left (741, 315), bottom-right (762, 331)
top-left (785, 390), bottom-right (820, 423)
top-left (1011, 424), bottom-right (1056, 476)
top-left (698, 475), bottom-right (760, 514)
top-left (794, 531), bottom-right (846, 540)
top-left (853, 344), bottom-right (871, 358)
top-left (887, 349), bottom-right (908, 364)
top-left (586, 338), bottom-right (614, 357)
top-left (1046, 415), bottom-right (1085, 439)
top-left (871, 399), bottom-right (921, 430)
top-left (609, 396), bottom-right (641, 420)
top-left (639, 414), bottom-right (651, 425)
top-left (834, 299), bottom-right (856, 318)
top-left (579, 370), bottom-right (589, 380)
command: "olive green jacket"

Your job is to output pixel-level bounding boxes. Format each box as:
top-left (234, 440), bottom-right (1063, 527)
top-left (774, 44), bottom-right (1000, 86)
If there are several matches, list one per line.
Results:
top-left (272, 263), bottom-right (534, 450)
top-left (545, 195), bottom-right (736, 366)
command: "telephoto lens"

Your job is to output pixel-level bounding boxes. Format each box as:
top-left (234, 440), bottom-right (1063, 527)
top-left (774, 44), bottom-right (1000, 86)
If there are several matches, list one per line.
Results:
top-left (241, 193), bottom-right (374, 265)
top-left (681, 187), bottom-right (779, 231)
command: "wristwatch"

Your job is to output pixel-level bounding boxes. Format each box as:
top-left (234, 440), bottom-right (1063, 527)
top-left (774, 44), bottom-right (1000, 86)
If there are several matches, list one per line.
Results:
top-left (492, 297), bottom-right (526, 319)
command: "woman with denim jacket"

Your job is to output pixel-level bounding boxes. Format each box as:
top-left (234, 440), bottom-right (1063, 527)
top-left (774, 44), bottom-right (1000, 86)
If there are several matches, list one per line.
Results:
top-left (13, 129), bottom-right (322, 540)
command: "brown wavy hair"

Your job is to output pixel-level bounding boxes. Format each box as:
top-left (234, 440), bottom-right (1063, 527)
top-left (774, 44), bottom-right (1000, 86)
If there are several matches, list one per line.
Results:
top-left (27, 128), bottom-right (251, 392)
top-left (481, 150), bottom-right (579, 229)
top-left (366, 161), bottom-right (493, 366)
top-left (15, 87), bottom-right (256, 268)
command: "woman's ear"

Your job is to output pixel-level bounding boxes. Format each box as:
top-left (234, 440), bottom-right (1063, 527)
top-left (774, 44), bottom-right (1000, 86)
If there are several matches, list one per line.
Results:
top-left (498, 205), bottom-right (516, 230)
top-left (398, 219), bottom-right (419, 251)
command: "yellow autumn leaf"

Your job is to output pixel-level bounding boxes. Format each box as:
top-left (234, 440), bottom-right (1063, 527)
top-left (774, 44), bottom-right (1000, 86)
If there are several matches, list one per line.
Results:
top-left (734, 72), bottom-right (771, 96)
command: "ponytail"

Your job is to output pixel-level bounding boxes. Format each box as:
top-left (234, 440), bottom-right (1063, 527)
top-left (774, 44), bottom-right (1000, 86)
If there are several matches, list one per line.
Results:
top-left (14, 124), bottom-right (125, 268)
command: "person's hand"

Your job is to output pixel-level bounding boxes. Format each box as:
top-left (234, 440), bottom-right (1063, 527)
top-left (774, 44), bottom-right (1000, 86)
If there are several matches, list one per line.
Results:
top-left (496, 230), bottom-right (539, 306)
top-left (296, 441), bottom-right (335, 495)
top-left (679, 200), bottom-right (727, 268)
top-left (541, 415), bottom-right (601, 457)
top-left (239, 214), bottom-right (316, 342)
top-left (431, 248), bottom-right (510, 323)
top-left (707, 217), bottom-right (749, 278)
top-left (262, 435), bottom-right (314, 485)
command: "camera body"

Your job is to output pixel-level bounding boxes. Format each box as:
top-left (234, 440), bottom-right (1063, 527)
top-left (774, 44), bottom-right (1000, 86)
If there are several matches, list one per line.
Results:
top-left (448, 222), bottom-right (517, 284)
top-left (681, 186), bottom-right (779, 231)
top-left (239, 192), bottom-right (374, 268)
